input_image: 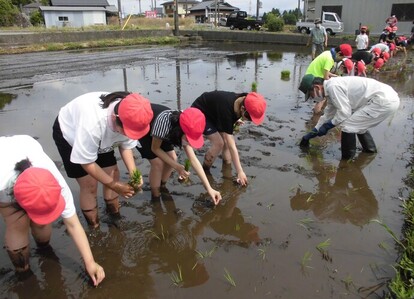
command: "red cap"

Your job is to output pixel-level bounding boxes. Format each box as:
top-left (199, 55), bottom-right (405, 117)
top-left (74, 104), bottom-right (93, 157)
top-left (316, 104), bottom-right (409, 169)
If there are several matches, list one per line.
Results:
top-left (339, 44), bottom-right (352, 58)
top-left (118, 93), bottom-right (153, 140)
top-left (389, 43), bottom-right (396, 51)
top-left (360, 26), bottom-right (367, 30)
top-left (382, 51), bottom-right (390, 62)
top-left (179, 107), bottom-right (206, 149)
top-left (244, 92), bottom-right (267, 125)
top-left (374, 58), bottom-right (384, 70)
top-left (343, 58), bottom-right (354, 73)
top-left (356, 61), bottom-right (366, 76)
top-left (385, 26), bottom-right (392, 32)
top-left (392, 26), bottom-right (398, 32)
top-left (14, 168), bottom-right (65, 225)
top-left (372, 47), bottom-right (381, 57)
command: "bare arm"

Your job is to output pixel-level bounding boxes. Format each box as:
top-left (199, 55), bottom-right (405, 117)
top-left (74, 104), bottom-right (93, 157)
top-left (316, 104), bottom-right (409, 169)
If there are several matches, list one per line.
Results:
top-left (151, 137), bottom-right (188, 179)
top-left (221, 132), bottom-right (248, 186)
top-left (183, 144), bottom-right (222, 205)
top-left (63, 214), bottom-right (105, 286)
top-left (119, 147), bottom-right (143, 188)
top-left (82, 162), bottom-right (134, 198)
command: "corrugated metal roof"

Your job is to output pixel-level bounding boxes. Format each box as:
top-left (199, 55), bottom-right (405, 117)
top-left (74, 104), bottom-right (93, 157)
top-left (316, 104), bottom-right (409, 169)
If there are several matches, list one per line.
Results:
top-left (40, 6), bottom-right (107, 11)
top-left (50, 0), bottom-right (109, 7)
top-left (189, 1), bottom-right (237, 11)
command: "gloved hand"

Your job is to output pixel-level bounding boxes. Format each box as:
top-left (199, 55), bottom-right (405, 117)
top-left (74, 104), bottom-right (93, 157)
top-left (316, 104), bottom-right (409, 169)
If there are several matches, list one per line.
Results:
top-left (317, 120), bottom-right (335, 136)
top-left (299, 128), bottom-right (318, 147)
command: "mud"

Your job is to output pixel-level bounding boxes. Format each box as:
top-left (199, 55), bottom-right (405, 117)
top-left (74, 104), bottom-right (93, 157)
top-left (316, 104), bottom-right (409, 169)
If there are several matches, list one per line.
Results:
top-left (0, 42), bottom-right (413, 298)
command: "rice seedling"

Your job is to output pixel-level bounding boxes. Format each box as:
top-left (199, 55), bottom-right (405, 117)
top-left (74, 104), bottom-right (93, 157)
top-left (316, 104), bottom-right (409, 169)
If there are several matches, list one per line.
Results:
top-left (300, 251), bottom-right (313, 270)
top-left (128, 168), bottom-right (142, 192)
top-left (341, 275), bottom-right (354, 290)
top-left (258, 248), bottom-right (266, 260)
top-left (169, 264), bottom-right (183, 287)
top-left (195, 246), bottom-right (217, 259)
top-left (371, 219), bottom-right (406, 250)
top-left (235, 223), bottom-right (240, 231)
top-left (306, 194), bottom-right (314, 203)
top-left (251, 82), bottom-right (258, 92)
top-left (316, 239), bottom-right (332, 262)
top-left (281, 70), bottom-right (290, 80)
top-left (297, 217), bottom-right (314, 231)
top-left (266, 202), bottom-right (275, 210)
top-left (343, 203), bottom-right (353, 211)
top-left (144, 224), bottom-right (167, 241)
top-left (224, 268), bottom-right (236, 287)
top-left (184, 159), bottom-right (191, 171)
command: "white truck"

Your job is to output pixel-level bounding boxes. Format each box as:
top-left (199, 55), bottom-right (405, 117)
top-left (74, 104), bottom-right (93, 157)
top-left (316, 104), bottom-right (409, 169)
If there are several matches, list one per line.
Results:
top-left (296, 11), bottom-right (344, 36)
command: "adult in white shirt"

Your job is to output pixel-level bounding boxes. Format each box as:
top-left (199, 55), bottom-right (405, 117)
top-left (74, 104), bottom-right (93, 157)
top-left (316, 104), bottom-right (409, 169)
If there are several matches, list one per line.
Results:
top-left (298, 75), bottom-right (400, 159)
top-left (0, 135), bottom-right (105, 285)
top-left (53, 92), bottom-right (153, 227)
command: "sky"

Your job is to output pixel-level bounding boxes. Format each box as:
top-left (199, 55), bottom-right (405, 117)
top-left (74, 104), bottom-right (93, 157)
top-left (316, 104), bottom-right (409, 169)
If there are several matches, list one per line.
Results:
top-left (107, 0), bottom-right (300, 16)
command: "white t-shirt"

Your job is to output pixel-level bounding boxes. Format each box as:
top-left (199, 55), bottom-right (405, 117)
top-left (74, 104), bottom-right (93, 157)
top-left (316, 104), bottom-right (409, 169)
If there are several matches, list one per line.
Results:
top-left (58, 92), bottom-right (138, 164)
top-left (355, 34), bottom-right (369, 50)
top-left (0, 135), bottom-right (76, 219)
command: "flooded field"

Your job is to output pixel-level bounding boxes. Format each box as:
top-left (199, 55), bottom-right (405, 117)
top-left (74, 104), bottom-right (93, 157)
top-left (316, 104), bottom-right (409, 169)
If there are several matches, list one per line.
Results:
top-left (0, 42), bottom-right (413, 298)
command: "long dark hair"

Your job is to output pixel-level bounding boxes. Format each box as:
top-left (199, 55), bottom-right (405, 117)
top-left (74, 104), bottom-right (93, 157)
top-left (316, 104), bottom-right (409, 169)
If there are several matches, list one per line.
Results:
top-left (100, 91), bottom-right (131, 108)
top-left (15, 158), bottom-right (32, 175)
top-left (166, 110), bottom-right (184, 147)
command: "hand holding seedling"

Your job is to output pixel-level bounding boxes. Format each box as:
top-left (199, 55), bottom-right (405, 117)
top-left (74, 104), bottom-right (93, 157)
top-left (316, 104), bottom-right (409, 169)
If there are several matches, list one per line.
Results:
top-left (236, 171), bottom-right (248, 186)
top-left (106, 180), bottom-right (135, 198)
top-left (128, 169), bottom-right (143, 192)
top-left (178, 159), bottom-right (192, 182)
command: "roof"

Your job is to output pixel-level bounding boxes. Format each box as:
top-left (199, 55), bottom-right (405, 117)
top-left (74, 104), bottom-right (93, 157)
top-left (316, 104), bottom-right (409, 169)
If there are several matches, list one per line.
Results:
top-left (161, 0), bottom-right (199, 5)
top-left (189, 1), bottom-right (238, 11)
top-left (39, 6), bottom-right (107, 11)
top-left (50, 0), bottom-right (109, 7)
top-left (23, 2), bottom-right (41, 9)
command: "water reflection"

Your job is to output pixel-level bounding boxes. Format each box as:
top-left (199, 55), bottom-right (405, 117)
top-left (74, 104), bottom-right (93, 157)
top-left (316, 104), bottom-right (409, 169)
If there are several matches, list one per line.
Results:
top-left (290, 152), bottom-right (378, 226)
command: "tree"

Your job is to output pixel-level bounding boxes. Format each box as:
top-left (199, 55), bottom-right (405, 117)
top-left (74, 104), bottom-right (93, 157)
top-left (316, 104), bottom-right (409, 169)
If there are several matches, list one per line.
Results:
top-left (30, 9), bottom-right (44, 26)
top-left (265, 13), bottom-right (284, 32)
top-left (0, 0), bottom-right (19, 26)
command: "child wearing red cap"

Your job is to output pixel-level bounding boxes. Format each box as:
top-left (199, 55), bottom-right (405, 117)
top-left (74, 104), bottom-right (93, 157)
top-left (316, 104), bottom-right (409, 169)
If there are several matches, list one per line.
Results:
top-left (136, 105), bottom-right (221, 205)
top-left (191, 91), bottom-right (267, 186)
top-left (53, 91), bottom-right (153, 227)
top-left (0, 135), bottom-right (105, 286)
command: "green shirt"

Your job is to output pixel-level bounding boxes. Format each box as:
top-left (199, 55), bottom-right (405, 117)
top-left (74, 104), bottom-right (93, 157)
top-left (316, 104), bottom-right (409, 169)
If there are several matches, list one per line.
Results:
top-left (305, 50), bottom-right (334, 78)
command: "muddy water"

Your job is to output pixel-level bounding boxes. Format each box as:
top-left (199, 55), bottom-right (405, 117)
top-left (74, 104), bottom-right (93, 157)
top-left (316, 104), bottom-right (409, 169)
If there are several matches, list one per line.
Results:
top-left (0, 43), bottom-right (413, 299)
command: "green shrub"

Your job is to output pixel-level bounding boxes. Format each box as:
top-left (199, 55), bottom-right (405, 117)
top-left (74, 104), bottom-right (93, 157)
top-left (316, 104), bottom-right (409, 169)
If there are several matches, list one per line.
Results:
top-left (30, 10), bottom-right (44, 26)
top-left (265, 13), bottom-right (284, 32)
top-left (0, 0), bottom-right (19, 26)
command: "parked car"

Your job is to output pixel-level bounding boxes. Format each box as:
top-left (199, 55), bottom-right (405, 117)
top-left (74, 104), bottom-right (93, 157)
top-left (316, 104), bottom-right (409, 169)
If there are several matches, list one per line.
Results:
top-left (219, 17), bottom-right (227, 27)
top-left (296, 11), bottom-right (344, 36)
top-left (226, 11), bottom-right (263, 30)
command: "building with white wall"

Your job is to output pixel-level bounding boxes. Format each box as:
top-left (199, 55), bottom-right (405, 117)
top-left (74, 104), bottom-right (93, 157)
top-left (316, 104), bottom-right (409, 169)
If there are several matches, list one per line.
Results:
top-left (303, 0), bottom-right (414, 35)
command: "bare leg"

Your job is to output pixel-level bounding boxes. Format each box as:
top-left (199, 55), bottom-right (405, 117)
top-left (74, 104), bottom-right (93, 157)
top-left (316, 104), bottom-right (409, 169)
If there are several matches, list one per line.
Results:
top-left (1, 206), bottom-right (31, 272)
top-left (30, 222), bottom-right (52, 248)
top-left (103, 165), bottom-right (120, 215)
top-left (203, 132), bottom-right (224, 170)
top-left (149, 151), bottom-right (176, 198)
top-left (76, 175), bottom-right (99, 228)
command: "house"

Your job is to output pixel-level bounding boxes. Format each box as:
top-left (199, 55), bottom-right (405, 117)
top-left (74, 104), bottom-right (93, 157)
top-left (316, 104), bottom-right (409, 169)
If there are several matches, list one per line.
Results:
top-left (161, 0), bottom-right (200, 18)
top-left (189, 0), bottom-right (238, 23)
top-left (39, 0), bottom-right (116, 28)
top-left (303, 0), bottom-right (414, 35)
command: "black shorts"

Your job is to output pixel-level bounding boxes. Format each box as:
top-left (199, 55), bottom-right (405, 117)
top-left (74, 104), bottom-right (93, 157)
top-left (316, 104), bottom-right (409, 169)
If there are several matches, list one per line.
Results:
top-left (137, 133), bottom-right (174, 160)
top-left (203, 118), bottom-right (218, 136)
top-left (52, 117), bottom-right (117, 178)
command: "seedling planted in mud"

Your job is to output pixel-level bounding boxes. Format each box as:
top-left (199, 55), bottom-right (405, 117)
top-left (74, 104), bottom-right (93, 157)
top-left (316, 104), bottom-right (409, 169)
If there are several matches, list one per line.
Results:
top-left (144, 224), bottom-right (167, 241)
top-left (297, 217), bottom-right (314, 231)
top-left (300, 251), bottom-right (313, 270)
top-left (178, 159), bottom-right (192, 183)
top-left (258, 248), bottom-right (266, 260)
top-left (128, 169), bottom-right (142, 192)
top-left (316, 239), bottom-right (332, 262)
top-left (195, 246), bottom-right (217, 259)
top-left (251, 81), bottom-right (258, 92)
top-left (169, 264), bottom-right (183, 286)
top-left (224, 268), bottom-right (236, 287)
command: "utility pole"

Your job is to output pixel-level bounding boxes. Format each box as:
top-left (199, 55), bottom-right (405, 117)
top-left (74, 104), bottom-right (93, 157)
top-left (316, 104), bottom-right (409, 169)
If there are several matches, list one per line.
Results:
top-left (174, 0), bottom-right (179, 35)
top-left (256, 0), bottom-right (259, 20)
top-left (117, 0), bottom-right (123, 27)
